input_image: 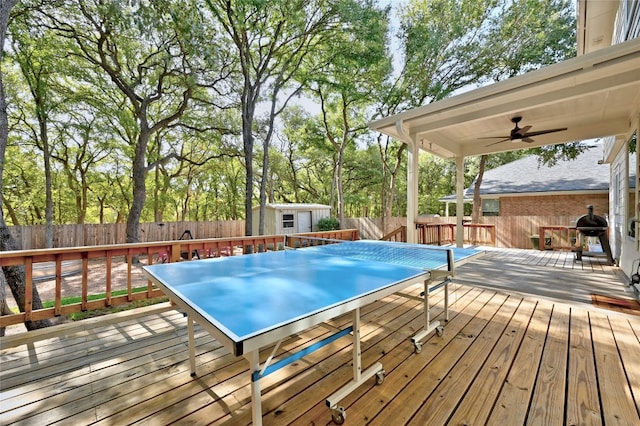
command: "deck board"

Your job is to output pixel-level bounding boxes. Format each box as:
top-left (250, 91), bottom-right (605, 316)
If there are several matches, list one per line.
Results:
top-left (446, 298), bottom-right (537, 425)
top-left (409, 295), bottom-right (524, 424)
top-left (527, 304), bottom-right (569, 426)
top-left (2, 248), bottom-right (640, 425)
top-left (566, 307), bottom-right (601, 425)
top-left (590, 310), bottom-right (640, 424)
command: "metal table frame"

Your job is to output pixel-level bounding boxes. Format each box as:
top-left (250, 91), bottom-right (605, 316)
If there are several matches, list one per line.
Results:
top-left (143, 247), bottom-right (467, 425)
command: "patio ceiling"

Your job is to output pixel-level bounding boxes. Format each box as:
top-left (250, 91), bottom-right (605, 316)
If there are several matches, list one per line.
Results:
top-left (368, 37), bottom-right (640, 159)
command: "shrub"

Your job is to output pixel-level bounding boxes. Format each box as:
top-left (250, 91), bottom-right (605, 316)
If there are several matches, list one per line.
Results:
top-left (318, 217), bottom-right (340, 231)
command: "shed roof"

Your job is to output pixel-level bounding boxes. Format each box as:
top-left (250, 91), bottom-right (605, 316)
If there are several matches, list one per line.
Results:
top-left (252, 203), bottom-right (331, 211)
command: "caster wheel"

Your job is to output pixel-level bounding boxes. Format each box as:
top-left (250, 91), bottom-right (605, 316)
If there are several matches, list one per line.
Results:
top-left (436, 326), bottom-right (444, 337)
top-left (331, 406), bottom-right (346, 424)
top-left (375, 370), bottom-right (385, 385)
top-left (414, 341), bottom-right (422, 354)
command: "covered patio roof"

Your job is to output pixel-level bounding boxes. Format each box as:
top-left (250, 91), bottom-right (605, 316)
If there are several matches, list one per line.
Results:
top-left (368, 37), bottom-right (640, 160)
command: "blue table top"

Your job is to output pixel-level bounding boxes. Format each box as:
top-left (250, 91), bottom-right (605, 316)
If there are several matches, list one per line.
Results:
top-left (143, 240), bottom-right (481, 349)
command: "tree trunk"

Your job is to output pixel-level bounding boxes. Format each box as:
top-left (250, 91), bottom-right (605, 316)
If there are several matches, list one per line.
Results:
top-left (242, 99), bottom-right (255, 238)
top-left (39, 116), bottom-right (54, 248)
top-left (0, 271), bottom-right (14, 336)
top-left (472, 154), bottom-right (487, 222)
top-left (0, 224), bottom-right (50, 330)
top-left (258, 142), bottom-right (268, 236)
top-left (125, 130), bottom-right (150, 244)
top-left (3, 197), bottom-right (19, 225)
top-left (381, 143), bottom-right (406, 236)
top-left (336, 146), bottom-right (345, 226)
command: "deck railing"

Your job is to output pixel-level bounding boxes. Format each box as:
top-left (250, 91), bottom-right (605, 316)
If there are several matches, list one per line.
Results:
top-left (0, 230), bottom-right (360, 329)
top-left (284, 229), bottom-right (360, 247)
top-left (416, 223), bottom-right (496, 246)
top-left (380, 226), bottom-right (407, 242)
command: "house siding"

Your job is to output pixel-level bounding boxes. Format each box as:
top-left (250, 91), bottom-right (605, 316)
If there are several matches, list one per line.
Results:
top-left (604, 0), bottom-right (640, 273)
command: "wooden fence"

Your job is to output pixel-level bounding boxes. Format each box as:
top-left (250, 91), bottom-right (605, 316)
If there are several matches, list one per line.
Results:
top-left (342, 217), bottom-right (407, 240)
top-left (8, 215), bottom-right (582, 250)
top-left (8, 221), bottom-right (245, 250)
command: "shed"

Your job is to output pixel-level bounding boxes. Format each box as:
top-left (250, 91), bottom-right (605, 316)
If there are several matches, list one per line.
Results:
top-left (251, 203), bottom-right (332, 235)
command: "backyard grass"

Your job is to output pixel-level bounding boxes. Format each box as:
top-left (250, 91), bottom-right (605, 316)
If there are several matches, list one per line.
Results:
top-left (11, 287), bottom-right (169, 321)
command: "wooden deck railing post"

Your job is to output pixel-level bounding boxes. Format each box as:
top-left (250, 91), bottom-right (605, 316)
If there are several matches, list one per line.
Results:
top-left (54, 255), bottom-right (62, 316)
top-left (171, 244), bottom-right (181, 263)
top-left (81, 253), bottom-right (89, 311)
top-left (106, 254), bottom-right (113, 306)
top-left (127, 250), bottom-right (133, 302)
top-left (24, 257), bottom-right (33, 322)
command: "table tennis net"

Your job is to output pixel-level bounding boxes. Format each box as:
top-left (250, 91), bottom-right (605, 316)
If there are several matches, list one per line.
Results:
top-left (287, 237), bottom-right (455, 271)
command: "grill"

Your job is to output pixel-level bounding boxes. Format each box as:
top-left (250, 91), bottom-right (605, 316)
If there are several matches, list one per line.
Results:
top-left (574, 205), bottom-right (613, 265)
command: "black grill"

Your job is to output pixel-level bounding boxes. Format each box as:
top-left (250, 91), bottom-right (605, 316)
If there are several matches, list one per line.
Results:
top-left (574, 205), bottom-right (613, 265)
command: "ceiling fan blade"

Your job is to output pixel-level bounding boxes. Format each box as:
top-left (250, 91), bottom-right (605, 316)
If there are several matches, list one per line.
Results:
top-left (478, 135), bottom-right (510, 140)
top-left (519, 125), bottom-right (532, 134)
top-left (485, 138), bottom-right (511, 147)
top-left (521, 137), bottom-right (535, 143)
top-left (524, 127), bottom-right (567, 137)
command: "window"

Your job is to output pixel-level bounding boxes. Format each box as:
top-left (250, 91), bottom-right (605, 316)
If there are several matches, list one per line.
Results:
top-left (482, 199), bottom-right (499, 216)
top-left (282, 213), bottom-right (294, 228)
top-left (613, 163), bottom-right (622, 216)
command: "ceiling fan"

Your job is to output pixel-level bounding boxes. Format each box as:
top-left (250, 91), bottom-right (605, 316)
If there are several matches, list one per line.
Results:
top-left (481, 116), bottom-right (567, 146)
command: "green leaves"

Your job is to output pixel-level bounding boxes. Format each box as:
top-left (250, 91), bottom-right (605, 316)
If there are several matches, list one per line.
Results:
top-left (2, 0), bottom-right (578, 226)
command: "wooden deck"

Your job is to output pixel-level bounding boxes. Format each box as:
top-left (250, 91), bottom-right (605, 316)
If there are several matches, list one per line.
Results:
top-left (1, 248), bottom-right (639, 425)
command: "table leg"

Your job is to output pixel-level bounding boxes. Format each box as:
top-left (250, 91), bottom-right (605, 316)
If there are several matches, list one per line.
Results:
top-left (410, 278), bottom-right (446, 353)
top-left (248, 350), bottom-right (263, 426)
top-left (188, 315), bottom-right (196, 376)
top-left (352, 308), bottom-right (362, 383)
top-left (325, 307), bottom-right (384, 424)
top-left (424, 279), bottom-right (430, 328)
top-left (444, 280), bottom-right (449, 321)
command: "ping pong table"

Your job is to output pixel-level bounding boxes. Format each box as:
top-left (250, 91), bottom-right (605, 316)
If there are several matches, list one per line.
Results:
top-left (142, 239), bottom-right (482, 424)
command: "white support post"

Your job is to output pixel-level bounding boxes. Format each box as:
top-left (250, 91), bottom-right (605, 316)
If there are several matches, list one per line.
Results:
top-left (455, 156), bottom-right (465, 248)
top-left (406, 137), bottom-right (420, 244)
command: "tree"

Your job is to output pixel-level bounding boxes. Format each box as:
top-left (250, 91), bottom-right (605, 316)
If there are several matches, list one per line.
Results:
top-left (1, 0), bottom-right (50, 333)
top-left (40, 0), bottom-right (231, 243)
top-left (469, 0), bottom-right (577, 220)
top-left (376, 0), bottom-right (577, 222)
top-left (50, 108), bottom-right (113, 224)
top-left (276, 106), bottom-right (334, 203)
top-left (9, 15), bottom-right (59, 245)
top-left (304, 0), bottom-right (391, 224)
top-left (372, 0), bottom-right (499, 231)
top-left (205, 0), bottom-right (350, 236)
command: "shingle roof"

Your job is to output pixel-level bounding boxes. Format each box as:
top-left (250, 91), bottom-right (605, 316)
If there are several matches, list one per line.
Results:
top-left (478, 146), bottom-right (609, 195)
top-left (440, 144), bottom-right (634, 201)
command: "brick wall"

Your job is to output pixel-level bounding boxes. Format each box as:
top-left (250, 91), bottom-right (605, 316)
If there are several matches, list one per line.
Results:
top-left (498, 194), bottom-right (609, 217)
